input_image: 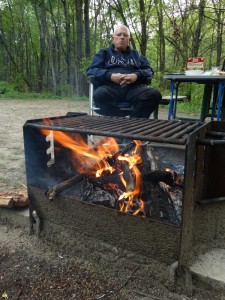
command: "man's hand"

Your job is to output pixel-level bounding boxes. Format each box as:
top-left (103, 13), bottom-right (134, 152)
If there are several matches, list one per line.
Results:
top-left (111, 73), bottom-right (125, 84)
top-left (120, 74), bottom-right (137, 85)
top-left (111, 73), bottom-right (138, 85)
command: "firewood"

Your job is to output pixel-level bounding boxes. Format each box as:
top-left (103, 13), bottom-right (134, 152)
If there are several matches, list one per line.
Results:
top-left (45, 143), bottom-right (136, 200)
top-left (0, 196), bottom-right (14, 208)
top-left (142, 170), bottom-right (175, 186)
top-left (45, 174), bottom-right (85, 200)
top-left (0, 190), bottom-right (28, 208)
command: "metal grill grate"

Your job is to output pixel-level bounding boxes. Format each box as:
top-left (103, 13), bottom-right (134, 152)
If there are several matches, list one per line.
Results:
top-left (24, 113), bottom-right (203, 145)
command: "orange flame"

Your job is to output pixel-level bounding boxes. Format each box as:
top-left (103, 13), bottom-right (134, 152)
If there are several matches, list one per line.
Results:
top-left (40, 128), bottom-right (145, 216)
top-left (41, 129), bottom-right (119, 176)
top-left (117, 141), bottom-right (144, 215)
top-left (165, 167), bottom-right (183, 186)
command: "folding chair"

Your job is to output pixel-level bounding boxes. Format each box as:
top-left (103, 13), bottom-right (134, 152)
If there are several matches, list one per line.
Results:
top-left (88, 76), bottom-right (159, 119)
top-left (88, 76), bottom-right (134, 116)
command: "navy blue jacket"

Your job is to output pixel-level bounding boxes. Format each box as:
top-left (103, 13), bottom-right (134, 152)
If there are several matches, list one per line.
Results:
top-left (87, 44), bottom-right (154, 85)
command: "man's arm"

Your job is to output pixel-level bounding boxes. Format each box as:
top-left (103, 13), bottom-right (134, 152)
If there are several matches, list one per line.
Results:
top-left (86, 49), bottom-right (111, 84)
top-left (133, 54), bottom-right (154, 85)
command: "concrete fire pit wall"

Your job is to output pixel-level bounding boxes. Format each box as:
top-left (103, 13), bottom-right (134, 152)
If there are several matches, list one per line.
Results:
top-left (28, 187), bottom-right (181, 264)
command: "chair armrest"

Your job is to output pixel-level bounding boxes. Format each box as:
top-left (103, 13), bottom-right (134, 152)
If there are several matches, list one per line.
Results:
top-left (146, 77), bottom-right (152, 85)
top-left (87, 75), bottom-right (95, 84)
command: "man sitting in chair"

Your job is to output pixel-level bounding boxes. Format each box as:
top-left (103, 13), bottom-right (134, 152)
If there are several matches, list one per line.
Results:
top-left (86, 24), bottom-right (161, 118)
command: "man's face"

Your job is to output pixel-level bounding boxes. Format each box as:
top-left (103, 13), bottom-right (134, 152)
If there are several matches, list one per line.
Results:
top-left (113, 26), bottom-right (130, 52)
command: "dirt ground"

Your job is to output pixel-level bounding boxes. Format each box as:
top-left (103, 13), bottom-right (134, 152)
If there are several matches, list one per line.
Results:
top-left (0, 98), bottom-right (223, 300)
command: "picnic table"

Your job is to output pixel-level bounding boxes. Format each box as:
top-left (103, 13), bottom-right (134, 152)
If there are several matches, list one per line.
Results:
top-left (163, 74), bottom-right (225, 122)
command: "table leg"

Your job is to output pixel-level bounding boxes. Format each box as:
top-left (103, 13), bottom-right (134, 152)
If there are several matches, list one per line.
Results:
top-left (221, 87), bottom-right (225, 120)
top-left (168, 82), bottom-right (180, 120)
top-left (216, 81), bottom-right (225, 121)
top-left (172, 84), bottom-right (179, 119)
top-left (211, 84), bottom-right (218, 120)
top-left (200, 84), bottom-right (213, 122)
top-left (168, 81), bottom-right (175, 120)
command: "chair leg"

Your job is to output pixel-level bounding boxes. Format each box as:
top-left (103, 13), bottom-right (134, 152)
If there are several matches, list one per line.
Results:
top-left (153, 107), bottom-right (158, 119)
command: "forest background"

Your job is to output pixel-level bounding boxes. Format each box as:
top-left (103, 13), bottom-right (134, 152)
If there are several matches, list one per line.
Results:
top-left (0, 0), bottom-right (224, 109)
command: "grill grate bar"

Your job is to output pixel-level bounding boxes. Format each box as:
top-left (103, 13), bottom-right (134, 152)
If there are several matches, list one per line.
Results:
top-left (25, 114), bottom-right (203, 145)
top-left (121, 120), bottom-right (170, 135)
top-left (137, 122), bottom-right (184, 136)
top-left (157, 122), bottom-right (197, 138)
top-left (170, 123), bottom-right (201, 139)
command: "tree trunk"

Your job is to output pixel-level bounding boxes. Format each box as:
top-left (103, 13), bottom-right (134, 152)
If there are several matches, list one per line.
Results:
top-left (192, 0), bottom-right (205, 56)
top-left (155, 0), bottom-right (166, 87)
top-left (75, 0), bottom-right (84, 96)
top-left (33, 0), bottom-right (47, 92)
top-left (62, 0), bottom-right (72, 89)
top-left (139, 0), bottom-right (147, 55)
top-left (48, 0), bottom-right (62, 96)
top-left (84, 0), bottom-right (91, 58)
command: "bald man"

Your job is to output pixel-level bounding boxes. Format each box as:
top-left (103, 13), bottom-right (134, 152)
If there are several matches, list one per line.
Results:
top-left (87, 24), bottom-right (161, 118)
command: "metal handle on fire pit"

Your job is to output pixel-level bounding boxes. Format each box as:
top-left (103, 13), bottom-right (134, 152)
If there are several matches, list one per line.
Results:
top-left (197, 139), bottom-right (225, 146)
top-left (197, 130), bottom-right (225, 146)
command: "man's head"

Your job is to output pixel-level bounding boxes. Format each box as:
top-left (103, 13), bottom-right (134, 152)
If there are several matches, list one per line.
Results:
top-left (112, 25), bottom-right (130, 51)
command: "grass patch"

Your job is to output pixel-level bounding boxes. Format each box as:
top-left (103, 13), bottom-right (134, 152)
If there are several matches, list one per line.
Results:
top-left (162, 82), bottom-right (205, 116)
top-left (0, 81), bottom-right (88, 101)
top-left (176, 100), bottom-right (201, 116)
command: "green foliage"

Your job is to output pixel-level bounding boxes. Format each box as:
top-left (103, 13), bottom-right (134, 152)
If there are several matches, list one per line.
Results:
top-left (0, 81), bottom-right (88, 100)
top-left (161, 82), bottom-right (205, 115)
top-left (80, 57), bottom-right (92, 74)
top-left (151, 71), bottom-right (162, 90)
top-left (0, 81), bottom-right (55, 99)
top-left (0, 81), bottom-right (19, 95)
top-left (0, 0), bottom-right (224, 99)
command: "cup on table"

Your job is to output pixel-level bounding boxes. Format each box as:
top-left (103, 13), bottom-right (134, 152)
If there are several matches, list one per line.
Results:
top-left (211, 66), bottom-right (220, 75)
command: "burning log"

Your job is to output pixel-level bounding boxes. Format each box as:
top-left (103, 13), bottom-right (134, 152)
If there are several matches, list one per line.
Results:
top-left (142, 170), bottom-right (175, 186)
top-left (88, 173), bottom-right (122, 188)
top-left (108, 141), bottom-right (136, 162)
top-left (45, 174), bottom-right (84, 200)
top-left (42, 131), bottom-right (180, 222)
top-left (45, 142), bottom-right (137, 201)
top-left (139, 145), bottom-right (181, 225)
top-left (80, 178), bottom-right (116, 208)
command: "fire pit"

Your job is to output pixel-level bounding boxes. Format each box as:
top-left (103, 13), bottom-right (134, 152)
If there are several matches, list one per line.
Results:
top-left (23, 113), bottom-right (225, 267)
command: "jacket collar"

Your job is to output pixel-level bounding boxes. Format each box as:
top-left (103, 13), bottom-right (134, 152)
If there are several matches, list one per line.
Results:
top-left (110, 44), bottom-right (131, 53)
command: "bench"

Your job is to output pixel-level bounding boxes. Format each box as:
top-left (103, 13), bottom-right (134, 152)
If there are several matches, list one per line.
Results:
top-left (154, 95), bottom-right (186, 119)
top-left (161, 95), bottom-right (187, 104)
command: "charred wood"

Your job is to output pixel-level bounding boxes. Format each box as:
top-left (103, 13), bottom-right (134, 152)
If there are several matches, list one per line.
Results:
top-left (142, 170), bottom-right (175, 186)
top-left (45, 142), bottom-right (136, 201)
top-left (140, 145), bottom-right (180, 225)
top-left (80, 178), bottom-right (116, 208)
top-left (45, 174), bottom-right (84, 200)
top-left (88, 173), bottom-right (122, 188)
top-left (106, 142), bottom-right (136, 165)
